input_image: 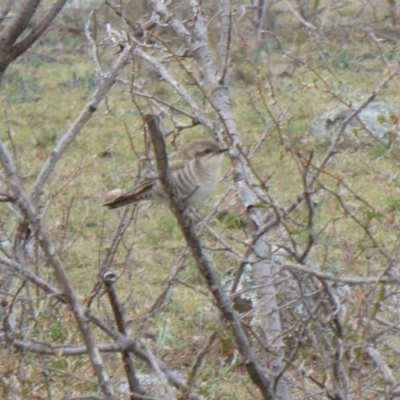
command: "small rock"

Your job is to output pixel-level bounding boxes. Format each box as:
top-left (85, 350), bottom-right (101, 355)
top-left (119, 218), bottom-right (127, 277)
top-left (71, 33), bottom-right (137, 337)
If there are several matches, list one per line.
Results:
top-left (308, 101), bottom-right (398, 148)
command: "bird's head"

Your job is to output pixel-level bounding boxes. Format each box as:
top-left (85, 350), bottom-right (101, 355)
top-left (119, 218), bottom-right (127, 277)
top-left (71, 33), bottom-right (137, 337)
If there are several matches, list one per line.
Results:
top-left (186, 139), bottom-right (229, 161)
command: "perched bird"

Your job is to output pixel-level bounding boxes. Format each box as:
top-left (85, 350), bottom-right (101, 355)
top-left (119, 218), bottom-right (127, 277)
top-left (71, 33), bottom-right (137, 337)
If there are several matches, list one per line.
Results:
top-left (103, 139), bottom-right (229, 209)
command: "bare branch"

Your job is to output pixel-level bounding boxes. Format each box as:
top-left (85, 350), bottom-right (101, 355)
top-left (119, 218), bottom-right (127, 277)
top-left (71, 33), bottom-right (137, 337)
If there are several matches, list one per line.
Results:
top-left (0, 255), bottom-right (66, 302)
top-left (31, 44), bottom-right (132, 205)
top-left (366, 346), bottom-right (396, 386)
top-left (13, 0), bottom-right (69, 60)
top-left (87, 311), bottom-right (205, 400)
top-left (0, 141), bottom-right (115, 399)
top-left (145, 113), bottom-right (275, 400)
top-left (102, 270), bottom-right (145, 398)
top-left (280, 0), bottom-right (317, 30)
top-left (0, 0), bottom-right (12, 24)
top-left (0, 0), bottom-right (40, 47)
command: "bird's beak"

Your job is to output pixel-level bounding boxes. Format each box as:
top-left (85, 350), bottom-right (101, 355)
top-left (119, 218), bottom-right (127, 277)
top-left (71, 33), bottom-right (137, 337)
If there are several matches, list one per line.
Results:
top-left (219, 148), bottom-right (230, 153)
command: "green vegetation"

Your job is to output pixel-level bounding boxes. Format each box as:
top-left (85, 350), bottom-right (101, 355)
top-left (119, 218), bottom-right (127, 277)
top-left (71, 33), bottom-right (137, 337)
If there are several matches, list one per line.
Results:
top-left (2, 1), bottom-right (400, 398)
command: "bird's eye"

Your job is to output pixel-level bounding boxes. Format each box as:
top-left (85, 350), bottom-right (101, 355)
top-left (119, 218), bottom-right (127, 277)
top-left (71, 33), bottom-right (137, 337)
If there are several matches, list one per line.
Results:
top-left (204, 149), bottom-right (213, 155)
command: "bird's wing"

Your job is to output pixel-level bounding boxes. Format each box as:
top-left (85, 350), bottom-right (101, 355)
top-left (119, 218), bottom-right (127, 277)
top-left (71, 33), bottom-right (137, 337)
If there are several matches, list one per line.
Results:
top-left (104, 152), bottom-right (189, 209)
top-left (103, 178), bottom-right (156, 209)
top-left (168, 150), bottom-right (189, 172)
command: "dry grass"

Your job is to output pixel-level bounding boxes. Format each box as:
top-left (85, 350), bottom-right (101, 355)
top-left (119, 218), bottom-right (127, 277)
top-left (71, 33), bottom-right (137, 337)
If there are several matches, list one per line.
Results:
top-left (2, 1), bottom-right (400, 398)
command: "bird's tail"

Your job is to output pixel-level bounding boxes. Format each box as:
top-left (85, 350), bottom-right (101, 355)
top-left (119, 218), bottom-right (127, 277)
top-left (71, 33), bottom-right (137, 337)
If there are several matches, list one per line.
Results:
top-left (103, 179), bottom-right (156, 209)
top-left (103, 196), bottom-right (136, 209)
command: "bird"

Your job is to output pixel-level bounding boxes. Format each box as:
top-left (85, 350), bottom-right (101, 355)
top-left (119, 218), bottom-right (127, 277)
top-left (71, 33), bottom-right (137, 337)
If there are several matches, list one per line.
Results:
top-left (103, 139), bottom-right (229, 209)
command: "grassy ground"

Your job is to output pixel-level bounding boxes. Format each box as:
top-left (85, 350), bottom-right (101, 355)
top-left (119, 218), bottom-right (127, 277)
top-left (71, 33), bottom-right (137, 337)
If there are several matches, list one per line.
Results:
top-left (2, 1), bottom-right (400, 398)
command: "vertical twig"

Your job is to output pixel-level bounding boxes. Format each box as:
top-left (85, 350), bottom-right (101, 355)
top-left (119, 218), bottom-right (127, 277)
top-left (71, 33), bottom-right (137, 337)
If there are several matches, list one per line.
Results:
top-left (102, 270), bottom-right (145, 399)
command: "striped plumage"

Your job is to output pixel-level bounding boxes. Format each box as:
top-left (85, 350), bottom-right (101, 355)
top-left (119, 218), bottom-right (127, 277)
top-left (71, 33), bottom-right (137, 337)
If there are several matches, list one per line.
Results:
top-left (103, 139), bottom-right (229, 209)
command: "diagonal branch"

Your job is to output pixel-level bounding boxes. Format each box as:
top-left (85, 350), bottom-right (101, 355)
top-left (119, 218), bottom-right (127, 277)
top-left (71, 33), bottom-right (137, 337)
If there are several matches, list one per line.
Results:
top-left (31, 44), bottom-right (132, 205)
top-left (13, 0), bottom-right (68, 59)
top-left (146, 2), bottom-right (290, 397)
top-left (145, 113), bottom-right (275, 400)
top-left (0, 0), bottom-right (12, 23)
top-left (0, 0), bottom-right (40, 47)
top-left (0, 141), bottom-right (115, 399)
top-left (0, 255), bottom-right (67, 303)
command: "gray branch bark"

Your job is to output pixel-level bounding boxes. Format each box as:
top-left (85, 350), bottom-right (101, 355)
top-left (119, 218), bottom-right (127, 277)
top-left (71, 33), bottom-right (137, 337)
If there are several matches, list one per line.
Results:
top-left (0, 44), bottom-right (132, 399)
top-left (0, 0), bottom-right (68, 84)
top-left (146, 1), bottom-right (291, 398)
top-left (145, 114), bottom-right (275, 400)
top-left (31, 45), bottom-right (132, 205)
top-left (0, 142), bottom-right (115, 400)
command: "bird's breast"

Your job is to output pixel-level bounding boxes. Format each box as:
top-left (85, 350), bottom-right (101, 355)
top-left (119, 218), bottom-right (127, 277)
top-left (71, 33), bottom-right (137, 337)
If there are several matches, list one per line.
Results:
top-left (185, 160), bottom-right (222, 205)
